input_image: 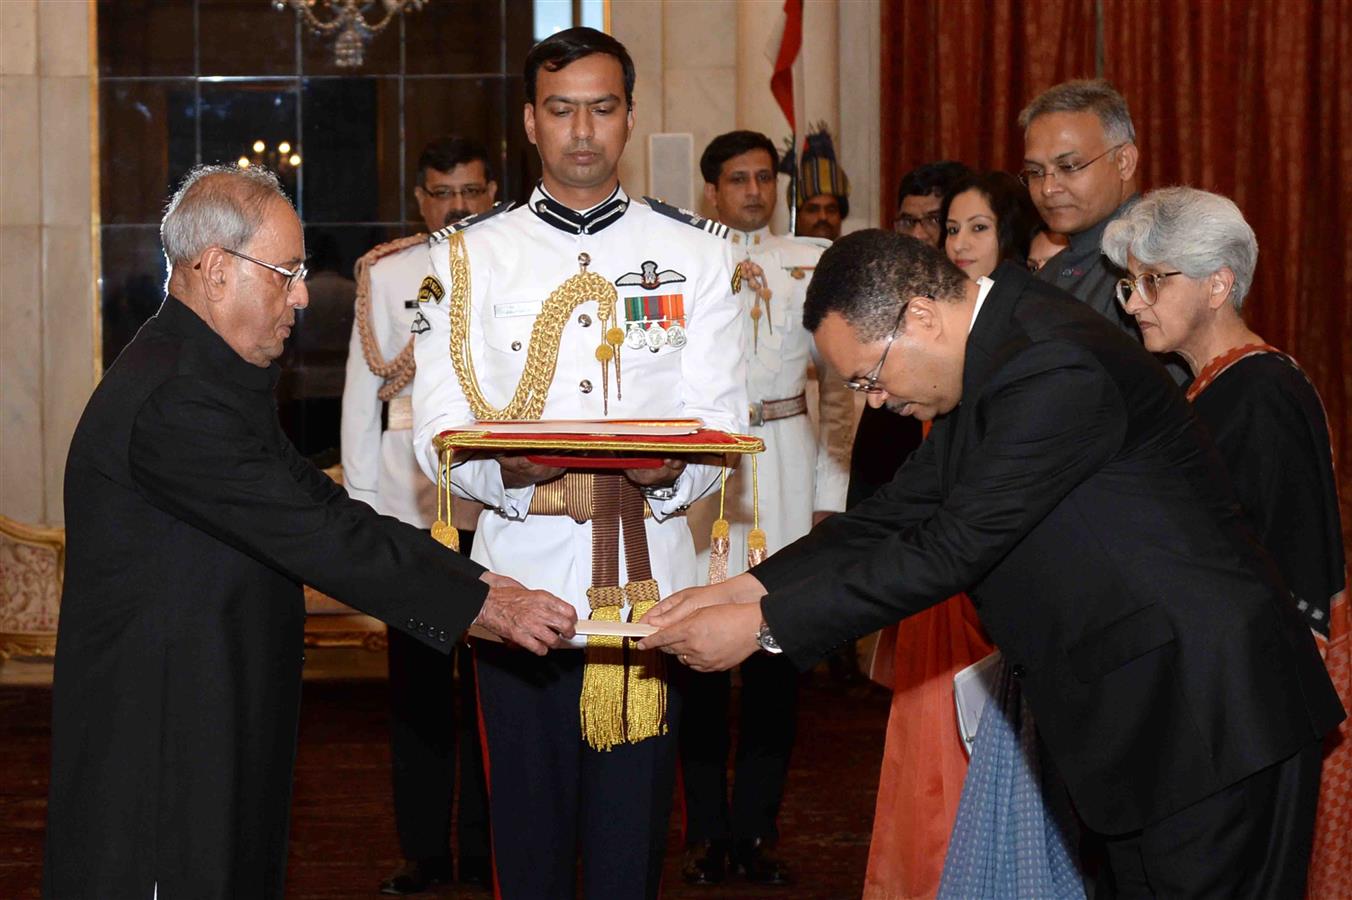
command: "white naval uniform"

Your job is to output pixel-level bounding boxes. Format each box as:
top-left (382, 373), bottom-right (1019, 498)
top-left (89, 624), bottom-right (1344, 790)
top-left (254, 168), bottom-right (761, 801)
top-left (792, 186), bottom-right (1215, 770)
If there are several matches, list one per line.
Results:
top-left (689, 226), bottom-right (857, 581)
top-left (413, 185), bottom-right (747, 647)
top-left (340, 240), bottom-right (441, 527)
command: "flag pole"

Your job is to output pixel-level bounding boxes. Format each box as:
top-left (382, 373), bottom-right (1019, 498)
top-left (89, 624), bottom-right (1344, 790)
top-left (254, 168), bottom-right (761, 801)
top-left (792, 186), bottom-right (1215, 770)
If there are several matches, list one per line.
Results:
top-left (788, 131), bottom-right (798, 235)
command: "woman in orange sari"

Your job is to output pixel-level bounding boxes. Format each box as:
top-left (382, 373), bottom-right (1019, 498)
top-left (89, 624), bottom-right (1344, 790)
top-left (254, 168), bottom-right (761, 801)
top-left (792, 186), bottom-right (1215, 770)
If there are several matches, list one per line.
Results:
top-left (863, 171), bottom-right (1042, 899)
top-left (1103, 187), bottom-right (1348, 897)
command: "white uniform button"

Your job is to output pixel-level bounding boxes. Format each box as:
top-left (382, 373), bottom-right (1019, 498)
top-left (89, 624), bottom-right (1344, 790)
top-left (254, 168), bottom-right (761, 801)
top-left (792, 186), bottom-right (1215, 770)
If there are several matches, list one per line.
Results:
top-left (578, 314), bottom-right (592, 327)
top-left (511, 340), bottom-right (522, 351)
top-left (579, 380), bottom-right (593, 393)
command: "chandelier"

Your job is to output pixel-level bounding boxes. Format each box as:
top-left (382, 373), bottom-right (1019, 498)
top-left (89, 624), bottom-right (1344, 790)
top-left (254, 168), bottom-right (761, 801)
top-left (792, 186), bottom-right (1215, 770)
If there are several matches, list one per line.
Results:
top-left (273, 0), bottom-right (429, 68)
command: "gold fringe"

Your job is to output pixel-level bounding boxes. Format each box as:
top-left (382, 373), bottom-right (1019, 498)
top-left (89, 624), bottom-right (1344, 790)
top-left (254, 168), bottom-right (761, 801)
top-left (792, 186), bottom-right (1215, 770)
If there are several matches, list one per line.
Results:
top-left (580, 591), bottom-right (627, 751)
top-left (746, 528), bottom-right (767, 568)
top-left (708, 463), bottom-right (731, 584)
top-left (431, 449), bottom-right (460, 551)
top-left (746, 454), bottom-right (767, 568)
top-left (624, 581), bottom-right (667, 743)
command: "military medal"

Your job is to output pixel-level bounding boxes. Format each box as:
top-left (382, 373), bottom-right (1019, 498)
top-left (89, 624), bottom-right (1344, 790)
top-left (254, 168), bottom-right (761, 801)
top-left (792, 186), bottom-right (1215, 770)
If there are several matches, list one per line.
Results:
top-left (625, 322), bottom-right (647, 350)
top-left (645, 323), bottom-right (667, 351)
top-left (666, 324), bottom-right (687, 348)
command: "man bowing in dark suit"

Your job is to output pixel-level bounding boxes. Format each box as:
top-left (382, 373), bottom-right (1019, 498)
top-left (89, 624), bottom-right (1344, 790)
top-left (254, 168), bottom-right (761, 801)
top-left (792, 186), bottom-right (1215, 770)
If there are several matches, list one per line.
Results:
top-left (642, 229), bottom-right (1344, 898)
top-left (43, 164), bottom-right (577, 900)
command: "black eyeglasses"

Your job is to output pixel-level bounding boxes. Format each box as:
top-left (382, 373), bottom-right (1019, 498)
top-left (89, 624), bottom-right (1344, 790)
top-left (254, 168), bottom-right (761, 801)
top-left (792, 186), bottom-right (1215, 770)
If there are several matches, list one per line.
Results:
top-left (1019, 143), bottom-right (1126, 187)
top-left (843, 299), bottom-right (922, 394)
top-left (1115, 271), bottom-right (1182, 308)
top-left (895, 212), bottom-right (942, 234)
top-left (421, 184), bottom-right (488, 201)
top-left (196, 248), bottom-right (308, 292)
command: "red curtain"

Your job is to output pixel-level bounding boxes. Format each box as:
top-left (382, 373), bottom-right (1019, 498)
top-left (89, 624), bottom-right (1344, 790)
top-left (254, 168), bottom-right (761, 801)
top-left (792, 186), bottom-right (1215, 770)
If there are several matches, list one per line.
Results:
top-left (881, 0), bottom-right (1351, 547)
top-left (881, 0), bottom-right (1097, 198)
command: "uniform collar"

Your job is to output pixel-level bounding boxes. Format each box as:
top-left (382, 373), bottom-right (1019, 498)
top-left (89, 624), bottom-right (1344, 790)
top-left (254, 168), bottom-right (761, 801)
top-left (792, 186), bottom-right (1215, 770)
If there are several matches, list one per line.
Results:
top-left (157, 294), bottom-right (279, 391)
top-left (730, 225), bottom-right (771, 247)
top-left (528, 182), bottom-right (630, 235)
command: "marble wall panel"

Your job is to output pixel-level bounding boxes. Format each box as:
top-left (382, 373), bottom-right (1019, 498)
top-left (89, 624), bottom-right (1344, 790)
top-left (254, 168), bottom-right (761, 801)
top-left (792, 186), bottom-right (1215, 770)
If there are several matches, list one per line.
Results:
top-left (612, 1), bottom-right (663, 195)
top-left (39, 75), bottom-right (90, 227)
top-left (41, 225), bottom-right (94, 524)
top-left (0, 1), bottom-right (37, 77)
top-left (37, 0), bottom-right (88, 78)
top-left (838, 0), bottom-right (880, 231)
top-left (1, 76), bottom-right (42, 225)
top-left (0, 225), bottom-right (45, 523)
top-left (662, 0), bottom-right (737, 72)
top-left (662, 66), bottom-right (737, 217)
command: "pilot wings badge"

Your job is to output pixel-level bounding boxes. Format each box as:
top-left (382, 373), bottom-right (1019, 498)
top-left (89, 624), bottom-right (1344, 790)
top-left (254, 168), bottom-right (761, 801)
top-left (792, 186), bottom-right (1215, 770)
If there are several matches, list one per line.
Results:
top-left (616, 260), bottom-right (687, 291)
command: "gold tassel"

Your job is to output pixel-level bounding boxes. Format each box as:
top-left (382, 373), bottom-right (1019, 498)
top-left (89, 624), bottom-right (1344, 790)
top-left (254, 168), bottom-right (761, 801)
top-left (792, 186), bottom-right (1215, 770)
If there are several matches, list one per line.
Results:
top-left (580, 586), bottom-right (627, 751)
top-left (707, 462), bottom-right (731, 584)
top-left (624, 580), bottom-right (667, 743)
top-left (747, 454), bottom-right (767, 568)
top-left (431, 448), bottom-right (460, 551)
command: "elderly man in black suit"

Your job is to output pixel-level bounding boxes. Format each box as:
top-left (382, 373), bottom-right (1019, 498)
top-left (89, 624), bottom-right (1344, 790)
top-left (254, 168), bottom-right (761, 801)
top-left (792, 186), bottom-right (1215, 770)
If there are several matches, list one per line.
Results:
top-left (642, 230), bottom-right (1343, 897)
top-left (43, 164), bottom-right (576, 899)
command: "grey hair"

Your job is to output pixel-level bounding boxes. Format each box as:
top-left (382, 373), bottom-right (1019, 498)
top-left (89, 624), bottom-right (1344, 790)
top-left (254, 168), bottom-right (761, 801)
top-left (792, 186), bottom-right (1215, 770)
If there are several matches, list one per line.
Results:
top-left (160, 164), bottom-right (290, 273)
top-left (1101, 187), bottom-right (1258, 312)
top-left (1018, 79), bottom-right (1136, 146)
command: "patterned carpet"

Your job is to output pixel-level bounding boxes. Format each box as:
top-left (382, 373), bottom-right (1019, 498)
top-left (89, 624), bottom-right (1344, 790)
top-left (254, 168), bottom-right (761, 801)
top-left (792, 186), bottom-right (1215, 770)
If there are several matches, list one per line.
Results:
top-left (1, 672), bottom-right (890, 898)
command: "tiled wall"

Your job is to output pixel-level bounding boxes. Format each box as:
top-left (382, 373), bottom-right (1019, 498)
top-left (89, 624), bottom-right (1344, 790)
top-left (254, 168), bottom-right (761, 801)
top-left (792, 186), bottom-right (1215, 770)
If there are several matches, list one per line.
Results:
top-left (0, 0), bottom-right (96, 526)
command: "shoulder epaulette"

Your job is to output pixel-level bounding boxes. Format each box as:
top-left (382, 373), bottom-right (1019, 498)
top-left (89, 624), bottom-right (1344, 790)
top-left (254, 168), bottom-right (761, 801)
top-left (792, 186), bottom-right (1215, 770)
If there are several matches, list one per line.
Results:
top-left (641, 196), bottom-right (731, 239)
top-left (428, 201), bottom-right (516, 244)
top-left (354, 233), bottom-right (426, 278)
top-left (789, 235), bottom-right (833, 251)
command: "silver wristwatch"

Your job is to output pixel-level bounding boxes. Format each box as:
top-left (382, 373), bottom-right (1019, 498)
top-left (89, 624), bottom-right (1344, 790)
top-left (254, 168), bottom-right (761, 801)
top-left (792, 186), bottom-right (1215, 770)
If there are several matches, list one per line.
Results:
top-left (756, 620), bottom-right (783, 654)
top-left (641, 484), bottom-right (678, 501)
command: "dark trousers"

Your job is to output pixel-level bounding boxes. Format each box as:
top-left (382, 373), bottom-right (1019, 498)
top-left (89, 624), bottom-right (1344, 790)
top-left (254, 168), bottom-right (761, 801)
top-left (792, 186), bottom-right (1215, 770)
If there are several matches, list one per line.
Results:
top-left (1097, 739), bottom-right (1324, 899)
top-left (474, 640), bottom-right (681, 900)
top-left (679, 651), bottom-right (799, 844)
top-left (386, 570), bottom-right (490, 865)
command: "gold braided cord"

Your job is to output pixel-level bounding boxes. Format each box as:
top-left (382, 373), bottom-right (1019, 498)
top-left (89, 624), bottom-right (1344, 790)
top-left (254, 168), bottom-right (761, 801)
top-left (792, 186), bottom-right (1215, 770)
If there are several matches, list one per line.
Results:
top-left (353, 234), bottom-right (425, 402)
top-left (433, 430), bottom-right (765, 456)
top-left (446, 231), bottom-right (619, 421)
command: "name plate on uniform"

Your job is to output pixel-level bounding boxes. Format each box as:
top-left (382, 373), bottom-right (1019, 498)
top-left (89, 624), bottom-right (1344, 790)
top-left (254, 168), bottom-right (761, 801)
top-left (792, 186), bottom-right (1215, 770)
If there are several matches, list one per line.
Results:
top-left (494, 300), bottom-right (543, 318)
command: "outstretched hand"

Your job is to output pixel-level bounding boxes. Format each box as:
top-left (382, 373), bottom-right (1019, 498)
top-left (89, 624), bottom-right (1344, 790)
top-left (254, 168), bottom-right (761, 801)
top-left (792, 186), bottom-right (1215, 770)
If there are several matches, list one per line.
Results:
top-left (640, 572), bottom-right (768, 630)
top-left (474, 571), bottom-right (576, 655)
top-left (637, 601), bottom-right (765, 672)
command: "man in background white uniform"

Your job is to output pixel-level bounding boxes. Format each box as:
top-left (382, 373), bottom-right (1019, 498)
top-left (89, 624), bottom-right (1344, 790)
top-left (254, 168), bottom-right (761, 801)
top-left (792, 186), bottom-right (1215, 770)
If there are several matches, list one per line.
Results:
top-left (678, 129), bottom-right (856, 886)
top-left (340, 135), bottom-right (497, 895)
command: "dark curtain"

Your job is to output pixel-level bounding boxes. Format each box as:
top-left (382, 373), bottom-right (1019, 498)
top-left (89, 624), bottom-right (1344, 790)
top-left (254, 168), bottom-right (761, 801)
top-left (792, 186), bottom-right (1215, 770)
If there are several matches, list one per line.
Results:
top-left (881, 0), bottom-right (1350, 546)
top-left (880, 0), bottom-right (1096, 204)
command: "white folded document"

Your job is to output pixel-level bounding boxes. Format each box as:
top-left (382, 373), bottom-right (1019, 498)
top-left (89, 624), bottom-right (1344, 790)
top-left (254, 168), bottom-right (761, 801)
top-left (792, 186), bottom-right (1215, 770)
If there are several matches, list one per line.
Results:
top-left (953, 650), bottom-right (1004, 757)
top-left (467, 619), bottom-right (657, 644)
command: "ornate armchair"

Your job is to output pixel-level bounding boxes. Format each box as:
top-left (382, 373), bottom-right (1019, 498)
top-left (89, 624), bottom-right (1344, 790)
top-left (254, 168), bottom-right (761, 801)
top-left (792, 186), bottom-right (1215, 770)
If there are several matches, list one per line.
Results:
top-left (0, 515), bottom-right (64, 659)
top-left (0, 467), bottom-right (387, 660)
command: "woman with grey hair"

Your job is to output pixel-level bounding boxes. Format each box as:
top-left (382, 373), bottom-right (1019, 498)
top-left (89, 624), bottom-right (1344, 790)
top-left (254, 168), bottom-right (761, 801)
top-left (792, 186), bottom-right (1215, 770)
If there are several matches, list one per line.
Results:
top-left (1104, 185), bottom-right (1347, 896)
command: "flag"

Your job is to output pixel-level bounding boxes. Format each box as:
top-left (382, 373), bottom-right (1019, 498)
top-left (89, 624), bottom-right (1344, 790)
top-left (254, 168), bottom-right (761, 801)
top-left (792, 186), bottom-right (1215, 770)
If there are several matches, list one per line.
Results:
top-left (768, 0), bottom-right (803, 132)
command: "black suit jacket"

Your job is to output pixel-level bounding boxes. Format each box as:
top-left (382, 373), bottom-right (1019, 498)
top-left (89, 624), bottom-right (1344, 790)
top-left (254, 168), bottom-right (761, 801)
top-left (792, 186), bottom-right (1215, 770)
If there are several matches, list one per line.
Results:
top-left (45, 297), bottom-right (486, 898)
top-left (754, 264), bottom-right (1343, 834)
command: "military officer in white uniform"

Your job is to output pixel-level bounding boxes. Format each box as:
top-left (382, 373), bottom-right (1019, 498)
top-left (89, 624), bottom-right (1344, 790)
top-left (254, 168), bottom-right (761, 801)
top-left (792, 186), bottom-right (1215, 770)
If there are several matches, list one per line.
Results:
top-left (340, 136), bottom-right (498, 895)
top-left (411, 30), bottom-right (745, 900)
top-left (676, 130), bottom-right (856, 887)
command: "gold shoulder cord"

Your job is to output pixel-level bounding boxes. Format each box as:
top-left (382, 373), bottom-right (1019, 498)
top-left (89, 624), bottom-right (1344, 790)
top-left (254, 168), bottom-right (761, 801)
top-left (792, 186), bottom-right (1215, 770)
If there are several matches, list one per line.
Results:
top-left (446, 231), bottom-right (621, 421)
top-left (354, 234), bottom-right (425, 402)
top-left (434, 231), bottom-right (623, 551)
